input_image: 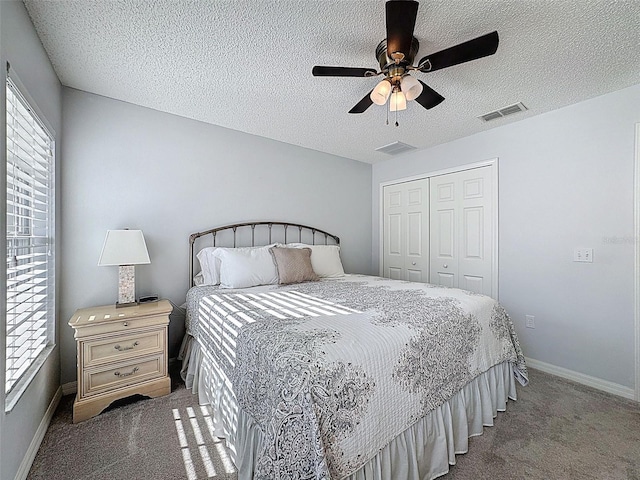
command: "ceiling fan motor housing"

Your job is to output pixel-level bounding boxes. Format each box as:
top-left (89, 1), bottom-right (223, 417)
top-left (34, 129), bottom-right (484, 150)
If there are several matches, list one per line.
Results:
top-left (376, 37), bottom-right (420, 69)
top-left (376, 37), bottom-right (419, 85)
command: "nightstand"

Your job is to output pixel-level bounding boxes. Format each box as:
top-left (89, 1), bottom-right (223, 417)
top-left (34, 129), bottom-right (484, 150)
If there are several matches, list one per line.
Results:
top-left (68, 300), bottom-right (172, 423)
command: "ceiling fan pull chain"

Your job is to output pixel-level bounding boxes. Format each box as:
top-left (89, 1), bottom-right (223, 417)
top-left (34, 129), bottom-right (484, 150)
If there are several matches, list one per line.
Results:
top-left (395, 105), bottom-right (399, 127)
top-left (386, 106), bottom-right (389, 125)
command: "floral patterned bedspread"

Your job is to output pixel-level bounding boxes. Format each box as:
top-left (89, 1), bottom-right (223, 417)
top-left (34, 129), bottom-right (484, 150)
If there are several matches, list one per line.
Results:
top-left (186, 275), bottom-right (528, 480)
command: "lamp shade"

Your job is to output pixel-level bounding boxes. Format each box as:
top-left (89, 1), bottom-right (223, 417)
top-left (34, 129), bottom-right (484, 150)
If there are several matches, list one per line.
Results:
top-left (98, 230), bottom-right (151, 266)
top-left (389, 90), bottom-right (407, 111)
top-left (400, 75), bottom-right (423, 101)
top-left (370, 79), bottom-right (392, 105)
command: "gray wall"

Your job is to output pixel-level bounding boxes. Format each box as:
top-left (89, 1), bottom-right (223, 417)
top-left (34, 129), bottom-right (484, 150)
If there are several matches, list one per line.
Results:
top-left (373, 83), bottom-right (640, 390)
top-left (0, 1), bottom-right (62, 479)
top-left (60, 88), bottom-right (373, 385)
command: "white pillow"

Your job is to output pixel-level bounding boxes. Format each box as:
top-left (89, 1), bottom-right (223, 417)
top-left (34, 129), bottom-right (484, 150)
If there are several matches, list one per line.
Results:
top-left (286, 243), bottom-right (345, 278)
top-left (216, 247), bottom-right (279, 289)
top-left (196, 244), bottom-right (278, 285)
top-left (196, 247), bottom-right (220, 285)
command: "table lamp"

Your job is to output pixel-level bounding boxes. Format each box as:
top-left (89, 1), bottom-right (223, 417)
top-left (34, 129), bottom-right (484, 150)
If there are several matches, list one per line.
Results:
top-left (98, 229), bottom-right (150, 307)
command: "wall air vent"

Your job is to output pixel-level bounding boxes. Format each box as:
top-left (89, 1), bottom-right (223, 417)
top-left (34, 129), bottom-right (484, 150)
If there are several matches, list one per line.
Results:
top-left (479, 102), bottom-right (528, 122)
top-left (375, 141), bottom-right (417, 155)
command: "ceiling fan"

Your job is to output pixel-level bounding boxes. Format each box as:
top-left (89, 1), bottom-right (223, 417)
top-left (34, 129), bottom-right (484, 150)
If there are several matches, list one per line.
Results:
top-left (312, 0), bottom-right (499, 116)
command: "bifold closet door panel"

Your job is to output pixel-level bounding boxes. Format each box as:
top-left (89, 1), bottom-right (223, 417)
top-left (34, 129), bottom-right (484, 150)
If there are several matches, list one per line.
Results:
top-left (429, 166), bottom-right (494, 296)
top-left (383, 179), bottom-right (429, 282)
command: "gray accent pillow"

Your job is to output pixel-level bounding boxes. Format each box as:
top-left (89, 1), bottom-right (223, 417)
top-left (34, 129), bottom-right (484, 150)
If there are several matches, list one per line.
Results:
top-left (269, 247), bottom-right (319, 285)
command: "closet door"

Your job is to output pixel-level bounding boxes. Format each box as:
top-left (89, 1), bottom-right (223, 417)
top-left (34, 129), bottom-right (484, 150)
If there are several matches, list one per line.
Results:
top-left (382, 179), bottom-right (429, 282)
top-left (429, 175), bottom-right (458, 287)
top-left (429, 166), bottom-right (494, 296)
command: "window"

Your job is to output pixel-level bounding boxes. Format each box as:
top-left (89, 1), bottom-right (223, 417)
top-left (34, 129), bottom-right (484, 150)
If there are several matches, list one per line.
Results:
top-left (5, 74), bottom-right (55, 401)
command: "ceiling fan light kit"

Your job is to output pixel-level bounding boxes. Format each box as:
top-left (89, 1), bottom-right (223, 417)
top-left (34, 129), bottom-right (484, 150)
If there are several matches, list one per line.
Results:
top-left (389, 89), bottom-right (407, 111)
top-left (371, 79), bottom-right (392, 105)
top-left (312, 0), bottom-right (499, 120)
top-left (400, 74), bottom-right (423, 101)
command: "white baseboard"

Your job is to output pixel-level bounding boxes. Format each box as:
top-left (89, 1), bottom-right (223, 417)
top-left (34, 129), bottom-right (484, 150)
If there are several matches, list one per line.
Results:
top-left (61, 381), bottom-right (77, 396)
top-left (526, 357), bottom-right (636, 401)
top-left (13, 386), bottom-right (62, 480)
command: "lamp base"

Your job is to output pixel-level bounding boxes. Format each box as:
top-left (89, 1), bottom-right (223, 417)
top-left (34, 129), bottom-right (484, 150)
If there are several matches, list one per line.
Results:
top-left (118, 265), bottom-right (137, 305)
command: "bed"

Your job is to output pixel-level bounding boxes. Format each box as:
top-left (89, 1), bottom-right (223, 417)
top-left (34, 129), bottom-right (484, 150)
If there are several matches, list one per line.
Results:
top-left (180, 221), bottom-right (528, 480)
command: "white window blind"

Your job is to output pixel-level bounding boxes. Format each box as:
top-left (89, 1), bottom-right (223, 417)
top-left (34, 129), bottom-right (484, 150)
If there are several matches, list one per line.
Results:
top-left (5, 76), bottom-right (55, 396)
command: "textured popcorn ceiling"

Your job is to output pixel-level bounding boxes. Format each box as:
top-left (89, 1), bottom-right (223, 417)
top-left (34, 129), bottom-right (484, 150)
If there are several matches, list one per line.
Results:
top-left (23, 0), bottom-right (640, 164)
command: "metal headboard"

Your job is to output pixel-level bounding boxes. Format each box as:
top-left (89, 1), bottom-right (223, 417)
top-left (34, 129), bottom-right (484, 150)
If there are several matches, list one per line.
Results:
top-left (189, 221), bottom-right (340, 288)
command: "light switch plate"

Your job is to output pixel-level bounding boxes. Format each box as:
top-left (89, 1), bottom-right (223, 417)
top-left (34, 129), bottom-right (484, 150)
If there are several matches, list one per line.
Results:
top-left (573, 248), bottom-right (593, 263)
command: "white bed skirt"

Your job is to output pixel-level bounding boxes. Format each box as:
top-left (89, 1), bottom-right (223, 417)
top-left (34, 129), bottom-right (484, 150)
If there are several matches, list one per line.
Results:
top-left (179, 335), bottom-right (518, 480)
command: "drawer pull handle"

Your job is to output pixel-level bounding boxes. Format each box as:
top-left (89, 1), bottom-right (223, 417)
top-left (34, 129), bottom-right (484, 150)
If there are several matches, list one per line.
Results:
top-left (114, 367), bottom-right (139, 378)
top-left (123, 322), bottom-right (129, 327)
top-left (114, 341), bottom-right (139, 352)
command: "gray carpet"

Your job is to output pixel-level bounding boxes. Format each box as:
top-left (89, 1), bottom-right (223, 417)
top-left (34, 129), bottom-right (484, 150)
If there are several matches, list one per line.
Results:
top-left (27, 368), bottom-right (640, 480)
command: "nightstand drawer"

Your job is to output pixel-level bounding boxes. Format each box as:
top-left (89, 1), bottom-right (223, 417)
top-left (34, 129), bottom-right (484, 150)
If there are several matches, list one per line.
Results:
top-left (73, 314), bottom-right (169, 339)
top-left (82, 354), bottom-right (165, 397)
top-left (82, 328), bottom-right (165, 368)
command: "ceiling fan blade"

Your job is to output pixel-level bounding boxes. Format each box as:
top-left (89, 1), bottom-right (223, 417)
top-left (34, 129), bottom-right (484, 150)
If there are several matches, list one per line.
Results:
top-left (417, 31), bottom-right (499, 72)
top-left (349, 90), bottom-right (375, 114)
top-left (386, 0), bottom-right (419, 61)
top-left (414, 81), bottom-right (445, 109)
top-left (313, 66), bottom-right (378, 77)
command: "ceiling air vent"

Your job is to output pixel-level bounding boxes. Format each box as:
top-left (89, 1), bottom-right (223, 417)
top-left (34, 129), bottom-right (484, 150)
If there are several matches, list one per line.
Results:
top-left (479, 102), bottom-right (528, 122)
top-left (375, 141), bottom-right (417, 155)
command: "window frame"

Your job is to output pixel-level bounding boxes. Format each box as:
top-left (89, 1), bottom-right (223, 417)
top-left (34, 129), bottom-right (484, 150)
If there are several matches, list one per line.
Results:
top-left (4, 66), bottom-right (56, 412)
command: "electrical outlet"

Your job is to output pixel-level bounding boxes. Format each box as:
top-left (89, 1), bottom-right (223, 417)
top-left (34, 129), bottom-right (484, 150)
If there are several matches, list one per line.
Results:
top-left (525, 315), bottom-right (535, 329)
